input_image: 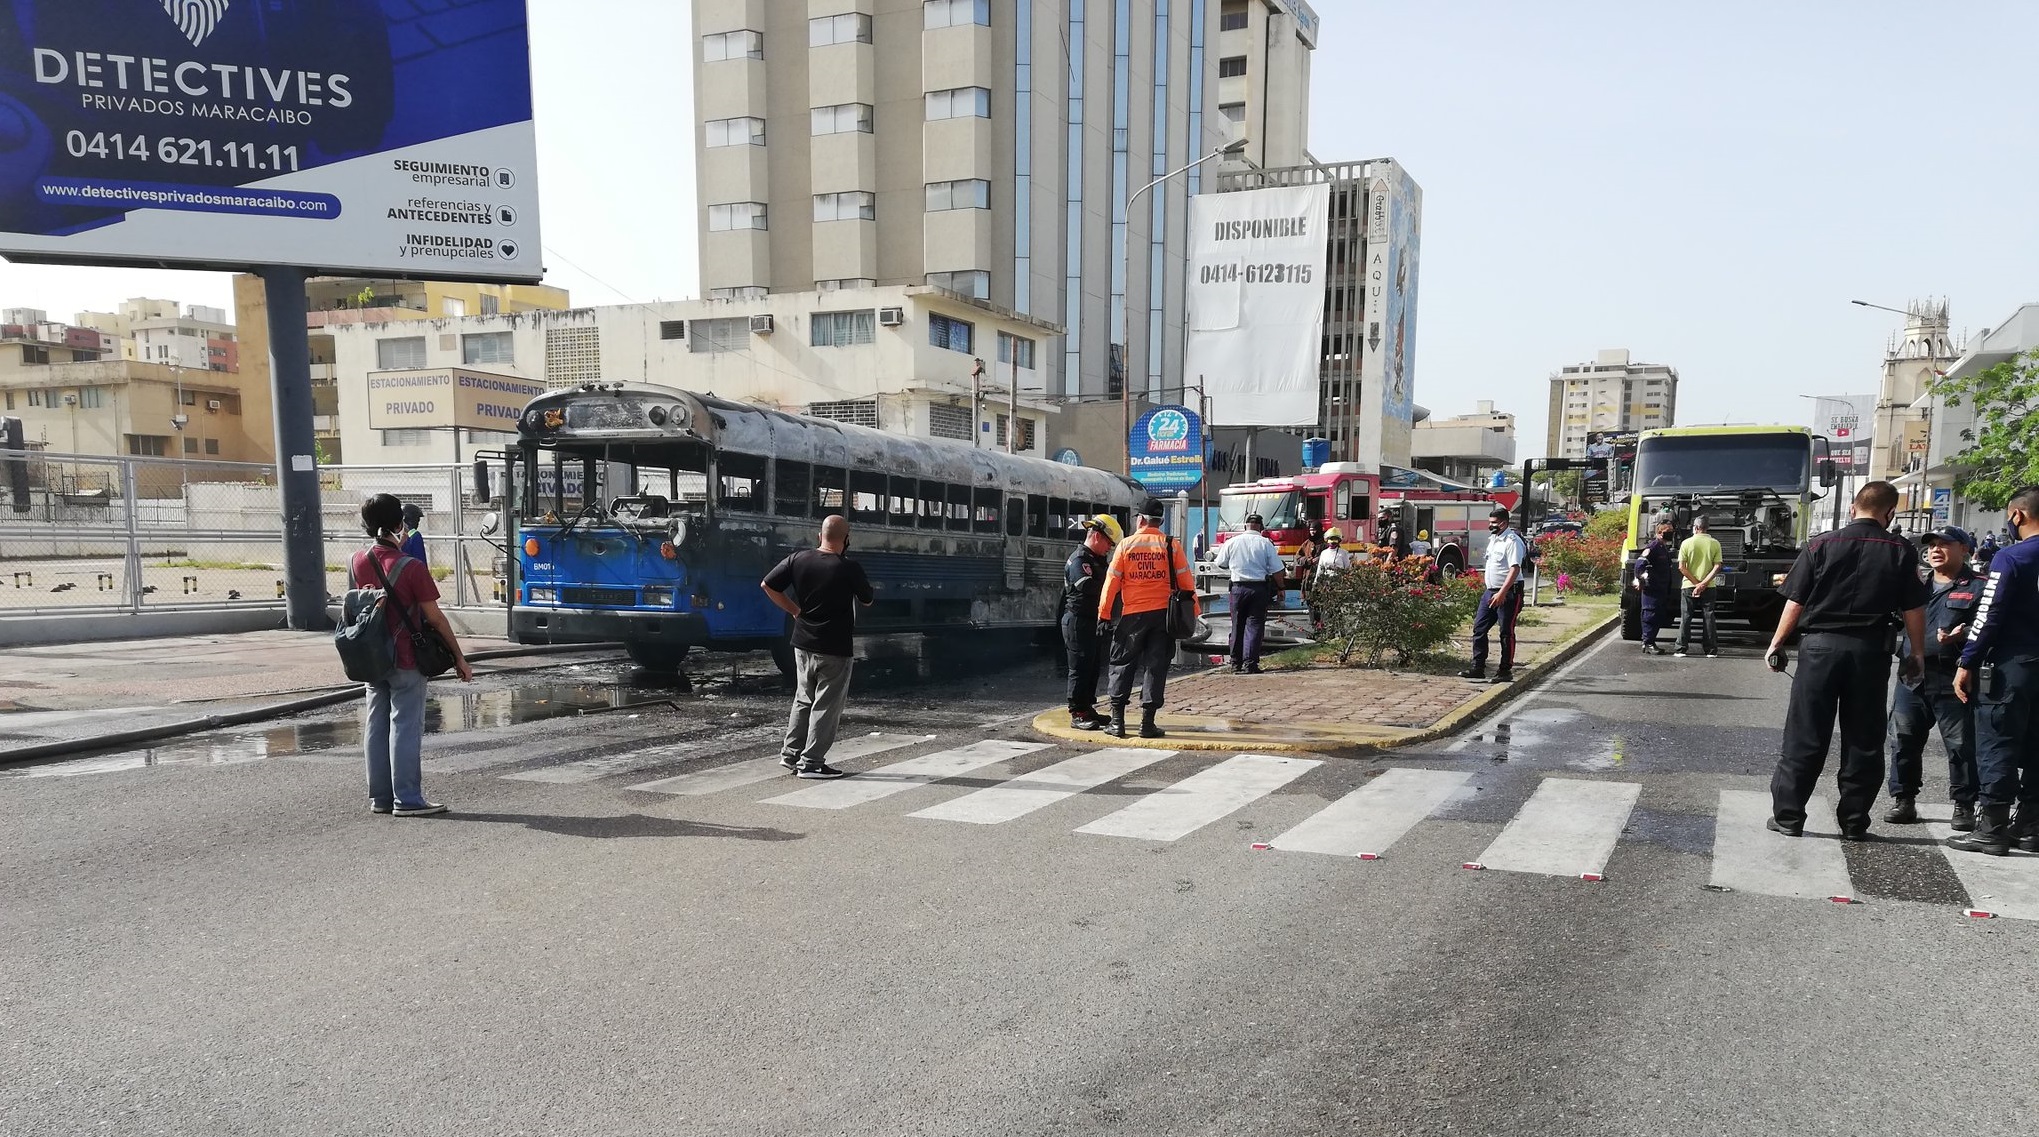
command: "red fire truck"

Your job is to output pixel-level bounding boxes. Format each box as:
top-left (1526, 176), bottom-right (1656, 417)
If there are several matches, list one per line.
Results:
top-left (1213, 464), bottom-right (1513, 577)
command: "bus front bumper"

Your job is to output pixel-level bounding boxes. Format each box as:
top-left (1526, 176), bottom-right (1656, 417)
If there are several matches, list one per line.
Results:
top-left (510, 605), bottom-right (710, 646)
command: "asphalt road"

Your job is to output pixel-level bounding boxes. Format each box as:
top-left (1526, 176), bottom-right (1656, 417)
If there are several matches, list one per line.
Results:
top-left (4, 628), bottom-right (2035, 1136)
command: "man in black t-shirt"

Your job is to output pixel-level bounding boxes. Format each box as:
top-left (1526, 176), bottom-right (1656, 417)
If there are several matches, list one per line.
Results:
top-left (762, 515), bottom-right (874, 778)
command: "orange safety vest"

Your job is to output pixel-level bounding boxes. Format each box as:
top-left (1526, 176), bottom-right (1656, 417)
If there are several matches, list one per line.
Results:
top-left (1098, 528), bottom-right (1199, 619)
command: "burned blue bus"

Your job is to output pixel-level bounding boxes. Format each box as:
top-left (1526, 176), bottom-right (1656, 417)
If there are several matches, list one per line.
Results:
top-left (504, 383), bottom-right (1147, 671)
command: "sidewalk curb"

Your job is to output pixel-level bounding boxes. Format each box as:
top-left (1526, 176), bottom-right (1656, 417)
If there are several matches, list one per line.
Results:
top-left (1028, 609), bottom-right (1621, 755)
top-left (0, 643), bottom-right (622, 768)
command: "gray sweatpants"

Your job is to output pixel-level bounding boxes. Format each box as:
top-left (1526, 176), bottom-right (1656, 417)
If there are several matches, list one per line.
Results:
top-left (781, 648), bottom-right (855, 768)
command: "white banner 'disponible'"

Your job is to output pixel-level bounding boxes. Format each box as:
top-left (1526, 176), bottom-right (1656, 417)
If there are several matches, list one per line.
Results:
top-left (1184, 183), bottom-right (1330, 427)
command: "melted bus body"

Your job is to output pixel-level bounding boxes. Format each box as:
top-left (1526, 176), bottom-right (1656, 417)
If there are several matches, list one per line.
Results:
top-left (504, 383), bottom-right (1147, 669)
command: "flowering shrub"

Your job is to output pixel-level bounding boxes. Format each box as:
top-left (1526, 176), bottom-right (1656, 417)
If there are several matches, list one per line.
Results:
top-left (1312, 553), bottom-right (1484, 667)
top-left (1533, 531), bottom-right (1624, 594)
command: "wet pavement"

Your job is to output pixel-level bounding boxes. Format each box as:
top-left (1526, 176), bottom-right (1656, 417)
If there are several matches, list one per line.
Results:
top-left (5, 623), bottom-right (2038, 1135)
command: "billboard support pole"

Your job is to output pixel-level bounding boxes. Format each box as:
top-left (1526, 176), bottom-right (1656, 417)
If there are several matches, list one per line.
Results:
top-left (260, 265), bottom-right (331, 632)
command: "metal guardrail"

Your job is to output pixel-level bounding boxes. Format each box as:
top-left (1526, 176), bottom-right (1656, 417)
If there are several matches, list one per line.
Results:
top-left (0, 454), bottom-right (505, 617)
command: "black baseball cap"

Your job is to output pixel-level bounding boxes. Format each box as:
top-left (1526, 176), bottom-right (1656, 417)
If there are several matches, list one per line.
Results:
top-left (1245, 512), bottom-right (1264, 526)
top-left (1920, 525), bottom-right (1975, 550)
top-left (1139, 498), bottom-right (1166, 519)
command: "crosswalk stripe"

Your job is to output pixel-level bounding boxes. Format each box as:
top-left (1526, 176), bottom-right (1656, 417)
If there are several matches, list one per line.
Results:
top-left (627, 733), bottom-right (932, 797)
top-left (503, 744), bottom-right (701, 784)
top-left (426, 748), bottom-right (548, 773)
top-left (1475, 777), bottom-right (1640, 877)
top-left (762, 739), bottom-right (1050, 810)
top-left (907, 747), bottom-right (1175, 825)
top-left (1927, 819), bottom-right (2039, 921)
top-left (1270, 767), bottom-right (1472, 857)
top-left (1708, 790), bottom-right (1854, 899)
top-left (1074, 753), bottom-right (1319, 842)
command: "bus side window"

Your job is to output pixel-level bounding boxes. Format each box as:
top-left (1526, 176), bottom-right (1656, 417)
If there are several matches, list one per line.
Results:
top-left (1049, 498), bottom-right (1071, 534)
top-left (1027, 495), bottom-right (1048, 538)
top-left (919, 480), bottom-right (946, 530)
top-left (1006, 498), bottom-right (1026, 538)
top-left (973, 488), bottom-right (1001, 535)
top-left (850, 470), bottom-right (885, 525)
top-left (774, 460), bottom-right (810, 517)
top-left (888, 476), bottom-right (918, 528)
top-left (947, 484), bottom-right (972, 533)
top-left (812, 467), bottom-right (846, 519)
top-left (719, 451), bottom-right (768, 513)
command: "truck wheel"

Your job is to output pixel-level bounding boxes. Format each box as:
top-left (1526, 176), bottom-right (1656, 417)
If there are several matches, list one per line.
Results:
top-left (625, 643), bottom-right (690, 672)
top-left (1438, 550), bottom-right (1463, 578)
top-left (1620, 596), bottom-right (1641, 641)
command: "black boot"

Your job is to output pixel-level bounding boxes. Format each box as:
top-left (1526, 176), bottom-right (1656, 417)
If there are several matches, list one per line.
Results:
top-left (1950, 802), bottom-right (1977, 833)
top-left (1882, 797), bottom-right (1918, 824)
top-left (1946, 804), bottom-right (2012, 856)
top-left (1082, 707), bottom-right (1113, 727)
top-left (1107, 704), bottom-right (1127, 739)
top-left (1139, 708), bottom-right (1166, 739)
top-left (2008, 810), bottom-right (2039, 853)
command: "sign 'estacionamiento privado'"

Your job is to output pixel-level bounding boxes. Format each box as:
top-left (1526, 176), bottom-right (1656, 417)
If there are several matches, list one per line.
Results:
top-left (0, 0), bottom-right (541, 282)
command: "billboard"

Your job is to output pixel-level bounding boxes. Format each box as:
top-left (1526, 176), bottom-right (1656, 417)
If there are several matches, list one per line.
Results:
top-left (1184, 183), bottom-right (1329, 427)
top-left (365, 368), bottom-right (546, 433)
top-left (0, 0), bottom-right (541, 281)
top-left (1128, 405), bottom-right (1206, 491)
top-left (1810, 394), bottom-right (1875, 472)
top-left (1373, 163), bottom-right (1422, 464)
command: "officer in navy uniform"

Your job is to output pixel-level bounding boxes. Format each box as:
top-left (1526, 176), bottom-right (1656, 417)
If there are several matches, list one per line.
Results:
top-left (1947, 485), bottom-right (2039, 855)
top-left (1060, 514), bottom-right (1123, 731)
top-left (1764, 481), bottom-right (1929, 839)
top-left (1882, 526), bottom-right (1983, 829)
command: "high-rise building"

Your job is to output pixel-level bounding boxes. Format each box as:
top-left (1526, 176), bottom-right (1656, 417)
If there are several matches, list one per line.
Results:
top-left (690, 0), bottom-right (1316, 402)
top-left (1545, 348), bottom-right (1678, 458)
top-left (1213, 0), bottom-right (1316, 171)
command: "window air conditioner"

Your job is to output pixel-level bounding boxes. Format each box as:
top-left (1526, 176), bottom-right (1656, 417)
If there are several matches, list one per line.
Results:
top-left (206, 400), bottom-right (223, 411)
top-left (749, 314), bottom-right (774, 335)
top-left (878, 307), bottom-right (905, 327)
top-left (61, 393), bottom-right (77, 406)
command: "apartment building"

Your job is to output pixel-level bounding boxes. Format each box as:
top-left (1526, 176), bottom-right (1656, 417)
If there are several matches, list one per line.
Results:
top-left (1545, 348), bottom-right (1679, 458)
top-left (1411, 400), bottom-right (1515, 483)
top-left (231, 275), bottom-right (573, 464)
top-left (0, 343), bottom-right (264, 468)
top-left (691, 0), bottom-right (1316, 403)
top-left (319, 285), bottom-right (1062, 466)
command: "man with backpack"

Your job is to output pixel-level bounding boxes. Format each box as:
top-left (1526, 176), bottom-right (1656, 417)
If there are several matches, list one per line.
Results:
top-left (345, 494), bottom-right (474, 817)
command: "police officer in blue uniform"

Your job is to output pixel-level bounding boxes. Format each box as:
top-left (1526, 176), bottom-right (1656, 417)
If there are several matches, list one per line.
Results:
top-left (1061, 514), bottom-right (1122, 731)
top-left (1947, 486), bottom-right (2039, 855)
top-left (1764, 481), bottom-right (1930, 839)
top-left (1883, 526), bottom-right (1982, 829)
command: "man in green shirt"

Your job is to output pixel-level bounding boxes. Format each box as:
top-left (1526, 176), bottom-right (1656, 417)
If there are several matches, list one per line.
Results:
top-left (1675, 516), bottom-right (1724, 657)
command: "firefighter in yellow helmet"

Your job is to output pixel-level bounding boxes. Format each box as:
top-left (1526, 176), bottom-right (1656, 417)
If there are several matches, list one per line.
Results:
top-left (1061, 513), bottom-right (1124, 730)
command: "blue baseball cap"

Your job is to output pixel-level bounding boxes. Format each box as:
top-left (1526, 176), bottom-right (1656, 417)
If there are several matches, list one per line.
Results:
top-left (1920, 525), bottom-right (1974, 550)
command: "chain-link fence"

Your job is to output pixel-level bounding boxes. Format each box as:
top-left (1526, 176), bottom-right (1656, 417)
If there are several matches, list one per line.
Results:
top-left (0, 453), bottom-right (506, 617)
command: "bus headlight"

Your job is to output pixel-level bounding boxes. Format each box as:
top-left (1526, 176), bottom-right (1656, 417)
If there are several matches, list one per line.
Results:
top-left (529, 586), bottom-right (558, 603)
top-left (648, 405), bottom-right (668, 425)
top-left (643, 586), bottom-right (674, 607)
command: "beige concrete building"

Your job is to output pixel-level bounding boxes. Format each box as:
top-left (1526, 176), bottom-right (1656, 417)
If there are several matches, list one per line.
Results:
top-left (691, 0), bottom-right (1316, 402)
top-left (231, 275), bottom-right (572, 464)
top-left (1545, 348), bottom-right (1679, 458)
top-left (1411, 400), bottom-right (1515, 483)
top-left (318, 285), bottom-right (1063, 466)
top-left (0, 342), bottom-right (267, 474)
top-left (1214, 0), bottom-right (1316, 171)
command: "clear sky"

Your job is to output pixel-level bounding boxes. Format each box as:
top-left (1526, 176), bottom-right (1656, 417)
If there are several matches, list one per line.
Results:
top-left (3, 0), bottom-right (2034, 459)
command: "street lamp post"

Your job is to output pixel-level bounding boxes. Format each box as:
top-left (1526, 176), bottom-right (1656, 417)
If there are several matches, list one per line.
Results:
top-left (1120, 139), bottom-right (1249, 477)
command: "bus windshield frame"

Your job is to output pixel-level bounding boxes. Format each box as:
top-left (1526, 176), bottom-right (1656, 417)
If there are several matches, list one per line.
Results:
top-left (1633, 434), bottom-right (1812, 496)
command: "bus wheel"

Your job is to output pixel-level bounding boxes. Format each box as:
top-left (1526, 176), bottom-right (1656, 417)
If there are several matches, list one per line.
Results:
top-left (770, 640), bottom-right (797, 677)
top-left (626, 643), bottom-right (690, 672)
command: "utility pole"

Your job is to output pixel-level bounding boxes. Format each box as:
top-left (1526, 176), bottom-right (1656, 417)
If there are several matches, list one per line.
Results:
top-left (1008, 349), bottom-right (1019, 455)
top-left (971, 357), bottom-right (984, 449)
